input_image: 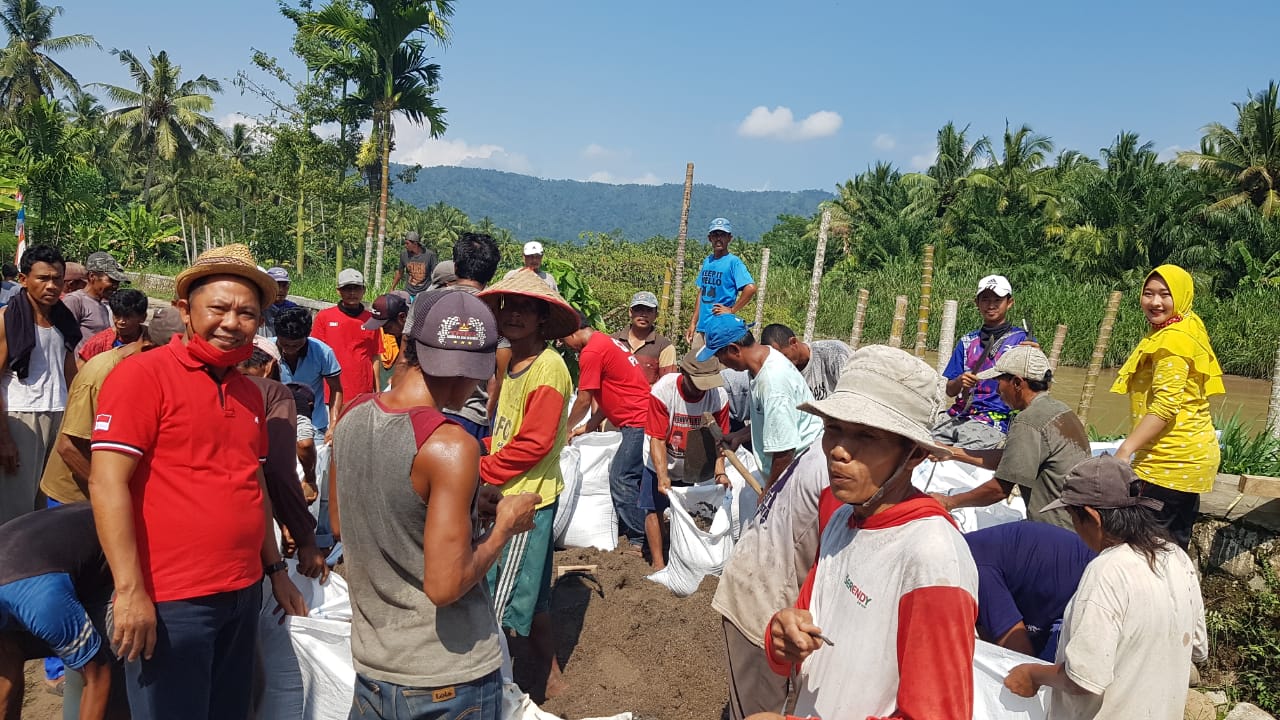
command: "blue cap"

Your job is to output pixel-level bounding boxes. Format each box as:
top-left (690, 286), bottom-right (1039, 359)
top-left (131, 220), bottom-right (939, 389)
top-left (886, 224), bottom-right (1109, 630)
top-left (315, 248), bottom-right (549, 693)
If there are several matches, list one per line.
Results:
top-left (708, 217), bottom-right (733, 235)
top-left (696, 314), bottom-right (751, 362)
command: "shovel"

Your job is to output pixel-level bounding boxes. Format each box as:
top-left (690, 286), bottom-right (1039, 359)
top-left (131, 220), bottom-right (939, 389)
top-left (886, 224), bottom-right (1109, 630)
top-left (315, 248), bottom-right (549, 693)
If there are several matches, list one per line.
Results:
top-left (701, 413), bottom-right (765, 496)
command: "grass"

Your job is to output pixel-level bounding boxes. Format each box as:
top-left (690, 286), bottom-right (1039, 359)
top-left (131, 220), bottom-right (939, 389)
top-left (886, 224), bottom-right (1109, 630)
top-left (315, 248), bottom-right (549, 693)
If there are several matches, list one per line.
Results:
top-left (1203, 557), bottom-right (1280, 714)
top-left (1217, 411), bottom-right (1280, 476)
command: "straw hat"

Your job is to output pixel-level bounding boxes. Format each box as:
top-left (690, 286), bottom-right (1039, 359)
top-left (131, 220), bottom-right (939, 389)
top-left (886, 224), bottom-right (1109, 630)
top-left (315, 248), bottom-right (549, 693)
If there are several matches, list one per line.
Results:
top-left (478, 271), bottom-right (578, 339)
top-left (174, 244), bottom-right (277, 305)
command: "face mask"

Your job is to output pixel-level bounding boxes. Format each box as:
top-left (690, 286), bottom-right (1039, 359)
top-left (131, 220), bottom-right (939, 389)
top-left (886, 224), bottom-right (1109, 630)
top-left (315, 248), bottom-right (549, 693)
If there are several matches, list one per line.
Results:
top-left (187, 333), bottom-right (254, 369)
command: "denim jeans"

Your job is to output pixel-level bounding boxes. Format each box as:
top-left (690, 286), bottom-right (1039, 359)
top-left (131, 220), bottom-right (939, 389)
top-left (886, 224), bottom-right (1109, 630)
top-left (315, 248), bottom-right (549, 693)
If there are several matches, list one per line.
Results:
top-left (349, 670), bottom-right (501, 720)
top-left (610, 426), bottom-right (647, 545)
top-left (124, 583), bottom-right (261, 720)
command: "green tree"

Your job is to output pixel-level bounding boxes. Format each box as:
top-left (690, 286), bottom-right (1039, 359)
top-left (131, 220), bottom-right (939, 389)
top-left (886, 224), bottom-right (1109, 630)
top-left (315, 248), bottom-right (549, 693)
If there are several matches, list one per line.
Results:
top-left (0, 96), bottom-right (93, 236)
top-left (92, 49), bottom-right (222, 206)
top-left (0, 0), bottom-right (95, 110)
top-left (1178, 81), bottom-right (1280, 217)
top-left (902, 122), bottom-right (991, 221)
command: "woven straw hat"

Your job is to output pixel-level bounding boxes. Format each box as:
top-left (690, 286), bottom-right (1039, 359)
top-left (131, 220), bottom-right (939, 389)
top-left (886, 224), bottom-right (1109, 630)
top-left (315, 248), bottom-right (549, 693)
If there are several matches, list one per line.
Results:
top-left (478, 271), bottom-right (578, 339)
top-left (174, 244), bottom-right (277, 305)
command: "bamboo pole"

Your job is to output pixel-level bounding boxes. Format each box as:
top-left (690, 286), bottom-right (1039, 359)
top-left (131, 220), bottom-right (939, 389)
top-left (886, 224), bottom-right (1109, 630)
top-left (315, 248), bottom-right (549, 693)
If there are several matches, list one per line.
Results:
top-left (802, 211), bottom-right (831, 343)
top-left (849, 289), bottom-right (870, 350)
top-left (754, 248), bottom-right (771, 338)
top-left (1048, 325), bottom-right (1069, 371)
top-left (658, 262), bottom-right (672, 323)
top-left (936, 300), bottom-right (958, 374)
top-left (888, 295), bottom-right (909, 348)
top-left (671, 162), bottom-right (694, 339)
top-left (204, 225), bottom-right (212, 253)
top-left (1077, 292), bottom-right (1123, 424)
top-left (1268, 342), bottom-right (1280, 439)
top-left (178, 207), bottom-right (190, 265)
top-left (914, 245), bottom-right (934, 357)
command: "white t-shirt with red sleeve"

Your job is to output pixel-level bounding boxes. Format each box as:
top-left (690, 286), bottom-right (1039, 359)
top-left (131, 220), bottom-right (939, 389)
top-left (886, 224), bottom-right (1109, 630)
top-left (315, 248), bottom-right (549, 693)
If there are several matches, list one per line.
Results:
top-left (643, 372), bottom-right (729, 480)
top-left (769, 493), bottom-right (978, 720)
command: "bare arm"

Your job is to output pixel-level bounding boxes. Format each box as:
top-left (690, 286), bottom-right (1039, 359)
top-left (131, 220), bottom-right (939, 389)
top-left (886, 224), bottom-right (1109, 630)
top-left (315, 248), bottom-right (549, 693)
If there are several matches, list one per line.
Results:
top-left (327, 451), bottom-right (341, 540)
top-left (933, 477), bottom-right (1013, 512)
top-left (258, 467), bottom-right (306, 618)
top-left (0, 309), bottom-right (16, 473)
top-left (1005, 661), bottom-right (1090, 698)
top-left (766, 448), bottom-right (795, 491)
top-left (995, 621), bottom-right (1036, 657)
top-left (685, 300), bottom-right (701, 342)
top-left (487, 347), bottom-right (511, 420)
top-left (418, 424), bottom-right (538, 606)
top-left (56, 434), bottom-right (93, 496)
top-left (296, 437), bottom-right (317, 494)
top-left (650, 437), bottom-right (670, 493)
top-left (63, 348), bottom-right (77, 388)
top-left (567, 389), bottom-right (598, 430)
top-left (945, 446), bottom-right (1005, 470)
top-left (88, 450), bottom-right (153, 662)
top-left (324, 375), bottom-right (345, 425)
top-left (730, 284), bottom-right (757, 314)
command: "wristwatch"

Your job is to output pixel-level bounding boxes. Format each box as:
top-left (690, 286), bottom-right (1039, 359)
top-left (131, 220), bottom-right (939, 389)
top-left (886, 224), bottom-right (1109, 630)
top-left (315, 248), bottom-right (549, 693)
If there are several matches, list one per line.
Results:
top-left (264, 560), bottom-right (288, 576)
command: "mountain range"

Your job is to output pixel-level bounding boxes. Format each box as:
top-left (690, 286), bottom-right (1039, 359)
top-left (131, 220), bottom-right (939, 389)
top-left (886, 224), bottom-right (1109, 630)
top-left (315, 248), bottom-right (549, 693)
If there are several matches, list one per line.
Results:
top-left (392, 166), bottom-right (833, 242)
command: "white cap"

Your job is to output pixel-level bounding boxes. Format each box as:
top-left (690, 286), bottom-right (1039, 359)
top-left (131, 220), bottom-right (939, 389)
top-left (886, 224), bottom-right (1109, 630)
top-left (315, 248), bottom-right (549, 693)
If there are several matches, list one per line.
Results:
top-left (976, 345), bottom-right (1051, 382)
top-left (976, 274), bottom-right (1012, 298)
top-left (337, 268), bottom-right (365, 287)
top-left (523, 241), bottom-right (544, 256)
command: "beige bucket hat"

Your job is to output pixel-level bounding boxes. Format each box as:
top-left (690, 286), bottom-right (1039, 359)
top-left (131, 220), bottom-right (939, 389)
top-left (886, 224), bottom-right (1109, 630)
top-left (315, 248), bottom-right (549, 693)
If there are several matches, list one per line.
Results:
top-left (174, 244), bottom-right (277, 305)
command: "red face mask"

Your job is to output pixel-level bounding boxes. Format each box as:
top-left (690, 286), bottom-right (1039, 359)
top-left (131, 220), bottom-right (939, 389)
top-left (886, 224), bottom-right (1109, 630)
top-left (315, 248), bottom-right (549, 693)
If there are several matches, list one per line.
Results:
top-left (187, 333), bottom-right (254, 368)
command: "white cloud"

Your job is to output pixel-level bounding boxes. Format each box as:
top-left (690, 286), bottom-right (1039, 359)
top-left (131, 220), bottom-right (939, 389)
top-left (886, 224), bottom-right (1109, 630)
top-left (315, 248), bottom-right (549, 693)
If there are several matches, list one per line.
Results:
top-left (737, 106), bottom-right (843, 141)
top-left (1157, 145), bottom-right (1183, 163)
top-left (392, 121), bottom-right (533, 174)
top-left (217, 112), bottom-right (259, 130)
top-left (909, 152), bottom-right (937, 171)
top-left (582, 142), bottom-right (631, 161)
top-left (586, 170), bottom-right (662, 186)
top-left (873, 133), bottom-right (896, 151)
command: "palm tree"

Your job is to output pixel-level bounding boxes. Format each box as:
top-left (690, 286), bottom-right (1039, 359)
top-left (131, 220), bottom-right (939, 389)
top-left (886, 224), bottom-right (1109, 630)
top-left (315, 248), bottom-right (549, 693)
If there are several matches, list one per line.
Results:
top-left (0, 96), bottom-right (88, 234)
top-left (971, 122), bottom-right (1058, 214)
top-left (1178, 82), bottom-right (1280, 217)
top-left (91, 49), bottom-right (222, 207)
top-left (902, 122), bottom-right (991, 219)
top-left (305, 0), bottom-right (452, 288)
top-left (0, 0), bottom-right (95, 110)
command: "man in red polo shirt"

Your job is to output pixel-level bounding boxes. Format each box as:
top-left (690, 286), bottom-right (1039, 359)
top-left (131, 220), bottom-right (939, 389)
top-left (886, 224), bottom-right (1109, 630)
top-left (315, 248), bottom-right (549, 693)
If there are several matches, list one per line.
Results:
top-left (88, 244), bottom-right (306, 720)
top-left (563, 313), bottom-right (651, 550)
top-left (312, 269), bottom-right (380, 399)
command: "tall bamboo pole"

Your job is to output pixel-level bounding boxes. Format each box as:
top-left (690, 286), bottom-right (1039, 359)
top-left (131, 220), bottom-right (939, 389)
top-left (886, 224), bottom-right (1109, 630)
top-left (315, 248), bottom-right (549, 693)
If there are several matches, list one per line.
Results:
top-left (658, 263), bottom-right (672, 323)
top-left (849, 289), bottom-right (870, 350)
top-left (914, 245), bottom-right (934, 358)
top-left (1268, 342), bottom-right (1280, 439)
top-left (1048, 325), bottom-right (1069, 371)
top-left (936, 300), bottom-right (958, 374)
top-left (802, 211), bottom-right (831, 343)
top-left (754, 248), bottom-right (771, 339)
top-left (671, 162), bottom-right (695, 338)
top-left (888, 295), bottom-right (909, 348)
top-left (1077, 292), bottom-right (1123, 424)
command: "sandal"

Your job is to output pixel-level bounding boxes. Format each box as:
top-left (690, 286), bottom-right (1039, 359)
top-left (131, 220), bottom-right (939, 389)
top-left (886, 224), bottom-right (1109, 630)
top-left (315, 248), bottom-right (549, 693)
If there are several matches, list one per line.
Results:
top-left (44, 678), bottom-right (65, 697)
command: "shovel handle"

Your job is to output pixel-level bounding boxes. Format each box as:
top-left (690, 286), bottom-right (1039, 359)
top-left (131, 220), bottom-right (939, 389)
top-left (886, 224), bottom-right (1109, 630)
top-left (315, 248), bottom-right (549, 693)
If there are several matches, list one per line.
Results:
top-left (721, 446), bottom-right (764, 495)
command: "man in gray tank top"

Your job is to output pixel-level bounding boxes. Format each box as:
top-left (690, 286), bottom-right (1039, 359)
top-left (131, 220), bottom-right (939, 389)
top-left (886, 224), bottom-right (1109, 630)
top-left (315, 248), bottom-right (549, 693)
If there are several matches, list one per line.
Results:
top-left (331, 288), bottom-right (538, 720)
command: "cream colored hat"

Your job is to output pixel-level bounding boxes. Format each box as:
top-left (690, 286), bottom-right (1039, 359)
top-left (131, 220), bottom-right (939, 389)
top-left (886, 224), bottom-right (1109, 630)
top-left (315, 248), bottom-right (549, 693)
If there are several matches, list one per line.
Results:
top-left (478, 270), bottom-right (578, 339)
top-left (174, 244), bottom-right (276, 305)
top-left (976, 345), bottom-right (1050, 382)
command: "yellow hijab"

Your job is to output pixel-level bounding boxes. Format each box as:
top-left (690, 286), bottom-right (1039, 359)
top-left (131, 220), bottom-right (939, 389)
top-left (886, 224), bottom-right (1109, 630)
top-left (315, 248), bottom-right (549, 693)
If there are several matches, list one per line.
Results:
top-left (1111, 264), bottom-right (1225, 396)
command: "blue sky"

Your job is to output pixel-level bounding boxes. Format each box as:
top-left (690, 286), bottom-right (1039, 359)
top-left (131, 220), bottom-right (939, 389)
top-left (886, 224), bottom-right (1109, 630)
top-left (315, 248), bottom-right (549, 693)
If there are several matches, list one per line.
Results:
top-left (56, 0), bottom-right (1279, 192)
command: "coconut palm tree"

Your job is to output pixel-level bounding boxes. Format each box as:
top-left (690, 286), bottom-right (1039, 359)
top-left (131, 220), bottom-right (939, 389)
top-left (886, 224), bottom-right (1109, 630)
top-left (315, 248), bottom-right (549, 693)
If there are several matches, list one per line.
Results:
top-left (305, 0), bottom-right (452, 288)
top-left (902, 122), bottom-right (991, 219)
top-left (971, 122), bottom-right (1058, 214)
top-left (91, 49), bottom-right (222, 207)
top-left (0, 0), bottom-right (95, 110)
top-left (1178, 82), bottom-right (1280, 217)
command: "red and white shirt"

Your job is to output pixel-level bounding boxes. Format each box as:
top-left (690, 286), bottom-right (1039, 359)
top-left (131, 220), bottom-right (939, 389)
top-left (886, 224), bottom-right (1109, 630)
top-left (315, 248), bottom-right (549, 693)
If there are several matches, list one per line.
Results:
top-left (643, 372), bottom-right (729, 481)
top-left (769, 493), bottom-right (978, 720)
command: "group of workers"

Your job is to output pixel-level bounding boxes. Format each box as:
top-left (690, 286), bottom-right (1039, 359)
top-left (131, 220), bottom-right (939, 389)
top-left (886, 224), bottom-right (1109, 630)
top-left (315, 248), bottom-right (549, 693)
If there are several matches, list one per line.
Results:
top-left (0, 214), bottom-right (1222, 720)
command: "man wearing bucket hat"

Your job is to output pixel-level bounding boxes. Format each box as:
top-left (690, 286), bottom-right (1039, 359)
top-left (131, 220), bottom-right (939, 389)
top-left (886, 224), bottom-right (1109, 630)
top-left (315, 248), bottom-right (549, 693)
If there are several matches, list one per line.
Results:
top-left (685, 218), bottom-right (756, 345)
top-left (700, 313), bottom-right (820, 491)
top-left (330, 288), bottom-right (539, 719)
top-left (88, 244), bottom-right (306, 719)
top-left (931, 345), bottom-right (1090, 529)
top-left (1003, 454), bottom-right (1206, 719)
top-left (503, 241), bottom-right (559, 293)
top-left (641, 350), bottom-right (731, 570)
top-left (475, 271), bottom-right (576, 700)
top-left (757, 345), bottom-right (978, 720)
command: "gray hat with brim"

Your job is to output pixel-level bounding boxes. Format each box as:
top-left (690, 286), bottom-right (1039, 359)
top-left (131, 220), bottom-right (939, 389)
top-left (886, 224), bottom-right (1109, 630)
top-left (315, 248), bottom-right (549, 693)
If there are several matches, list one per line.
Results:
top-left (1040, 453), bottom-right (1164, 514)
top-left (798, 345), bottom-right (952, 458)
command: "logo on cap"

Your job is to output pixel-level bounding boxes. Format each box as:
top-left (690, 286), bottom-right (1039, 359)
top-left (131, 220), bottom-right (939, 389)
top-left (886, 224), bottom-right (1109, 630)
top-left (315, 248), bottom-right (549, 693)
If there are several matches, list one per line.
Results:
top-left (438, 316), bottom-right (488, 348)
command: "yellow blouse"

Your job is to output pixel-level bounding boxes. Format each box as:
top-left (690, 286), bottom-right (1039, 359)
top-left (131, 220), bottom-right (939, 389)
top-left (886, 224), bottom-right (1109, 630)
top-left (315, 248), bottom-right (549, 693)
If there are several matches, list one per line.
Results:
top-left (1126, 349), bottom-right (1219, 493)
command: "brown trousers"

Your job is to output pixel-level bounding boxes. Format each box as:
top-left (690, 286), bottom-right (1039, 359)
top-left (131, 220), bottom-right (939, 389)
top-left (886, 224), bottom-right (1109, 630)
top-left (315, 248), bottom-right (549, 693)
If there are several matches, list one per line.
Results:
top-left (722, 616), bottom-right (791, 720)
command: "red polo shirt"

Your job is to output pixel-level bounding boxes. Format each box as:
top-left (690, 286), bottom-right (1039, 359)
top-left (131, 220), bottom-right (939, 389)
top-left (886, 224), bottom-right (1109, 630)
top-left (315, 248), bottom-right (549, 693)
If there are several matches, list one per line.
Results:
top-left (91, 336), bottom-right (268, 602)
top-left (312, 305), bottom-right (380, 398)
top-left (579, 331), bottom-right (649, 429)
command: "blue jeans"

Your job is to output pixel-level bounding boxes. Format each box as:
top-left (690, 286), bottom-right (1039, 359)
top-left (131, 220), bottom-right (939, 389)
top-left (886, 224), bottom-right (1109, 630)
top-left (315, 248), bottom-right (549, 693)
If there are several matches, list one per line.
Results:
top-left (350, 670), bottom-right (502, 720)
top-left (610, 426), bottom-right (647, 545)
top-left (124, 583), bottom-right (261, 720)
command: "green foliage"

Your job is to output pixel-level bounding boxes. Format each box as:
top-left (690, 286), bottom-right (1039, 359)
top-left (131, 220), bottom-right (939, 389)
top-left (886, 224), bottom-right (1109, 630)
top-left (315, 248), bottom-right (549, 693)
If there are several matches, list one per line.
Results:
top-left (93, 204), bottom-right (181, 264)
top-left (1205, 558), bottom-right (1280, 713)
top-left (1216, 411), bottom-right (1280, 476)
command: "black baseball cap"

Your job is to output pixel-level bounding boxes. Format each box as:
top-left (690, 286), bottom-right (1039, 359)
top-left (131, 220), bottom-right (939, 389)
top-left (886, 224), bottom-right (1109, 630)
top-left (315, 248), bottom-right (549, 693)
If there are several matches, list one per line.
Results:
top-left (362, 293), bottom-right (410, 330)
top-left (406, 289), bottom-right (499, 380)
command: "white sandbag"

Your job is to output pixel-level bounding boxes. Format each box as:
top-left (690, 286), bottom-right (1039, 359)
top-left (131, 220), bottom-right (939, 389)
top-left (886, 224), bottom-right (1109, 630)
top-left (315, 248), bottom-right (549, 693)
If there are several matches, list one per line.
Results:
top-left (552, 444), bottom-right (583, 541)
top-left (648, 483), bottom-right (735, 597)
top-left (559, 432), bottom-right (620, 552)
top-left (288, 616), bottom-right (355, 720)
top-left (1089, 440), bottom-right (1122, 457)
top-left (911, 460), bottom-right (1027, 532)
top-left (503, 682), bottom-right (634, 720)
top-left (722, 447), bottom-right (761, 540)
top-left (972, 641), bottom-right (1051, 720)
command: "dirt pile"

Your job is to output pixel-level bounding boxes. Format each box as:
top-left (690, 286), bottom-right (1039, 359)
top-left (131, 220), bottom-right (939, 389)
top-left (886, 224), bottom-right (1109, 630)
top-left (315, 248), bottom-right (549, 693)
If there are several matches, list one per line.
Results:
top-left (530, 546), bottom-right (729, 720)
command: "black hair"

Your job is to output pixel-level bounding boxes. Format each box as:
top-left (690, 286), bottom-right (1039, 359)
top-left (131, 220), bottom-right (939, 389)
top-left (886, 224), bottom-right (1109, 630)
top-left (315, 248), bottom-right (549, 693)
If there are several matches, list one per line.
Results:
top-left (108, 288), bottom-right (148, 319)
top-left (286, 382), bottom-right (315, 418)
top-left (1066, 502), bottom-right (1174, 571)
top-left (760, 323), bottom-right (797, 347)
top-left (239, 348), bottom-right (274, 370)
top-left (735, 329), bottom-right (756, 347)
top-left (453, 232), bottom-right (500, 285)
top-left (275, 306), bottom-right (313, 340)
top-left (19, 245), bottom-right (64, 275)
top-left (2, 263), bottom-right (16, 279)
top-left (1027, 370), bottom-right (1053, 393)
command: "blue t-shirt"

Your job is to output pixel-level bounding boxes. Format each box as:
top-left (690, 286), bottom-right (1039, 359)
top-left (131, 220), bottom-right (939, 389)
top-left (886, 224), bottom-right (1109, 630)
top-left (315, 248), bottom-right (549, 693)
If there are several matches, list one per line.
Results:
top-left (695, 253), bottom-right (754, 332)
top-left (941, 326), bottom-right (1030, 432)
top-left (276, 337), bottom-right (342, 432)
top-left (964, 521), bottom-right (1096, 661)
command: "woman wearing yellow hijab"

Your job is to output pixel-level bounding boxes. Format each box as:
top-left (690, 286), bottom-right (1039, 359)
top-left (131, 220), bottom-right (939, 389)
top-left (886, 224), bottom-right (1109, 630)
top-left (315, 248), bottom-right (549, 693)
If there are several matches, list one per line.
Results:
top-left (1111, 264), bottom-right (1223, 548)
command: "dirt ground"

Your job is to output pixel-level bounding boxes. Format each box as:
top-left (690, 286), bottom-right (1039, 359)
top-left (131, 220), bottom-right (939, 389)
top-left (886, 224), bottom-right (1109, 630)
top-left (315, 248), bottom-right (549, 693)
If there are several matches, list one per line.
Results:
top-left (20, 660), bottom-right (61, 720)
top-left (532, 546), bottom-right (729, 720)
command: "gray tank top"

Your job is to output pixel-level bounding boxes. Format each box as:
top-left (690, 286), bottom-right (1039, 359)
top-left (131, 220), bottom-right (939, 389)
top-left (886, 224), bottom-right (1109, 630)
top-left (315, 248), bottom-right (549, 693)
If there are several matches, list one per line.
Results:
top-left (334, 394), bottom-right (501, 687)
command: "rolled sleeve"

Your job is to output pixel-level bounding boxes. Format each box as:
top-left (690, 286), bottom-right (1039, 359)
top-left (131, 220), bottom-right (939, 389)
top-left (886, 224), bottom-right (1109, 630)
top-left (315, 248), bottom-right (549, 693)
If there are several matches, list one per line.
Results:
top-left (1146, 352), bottom-right (1190, 422)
